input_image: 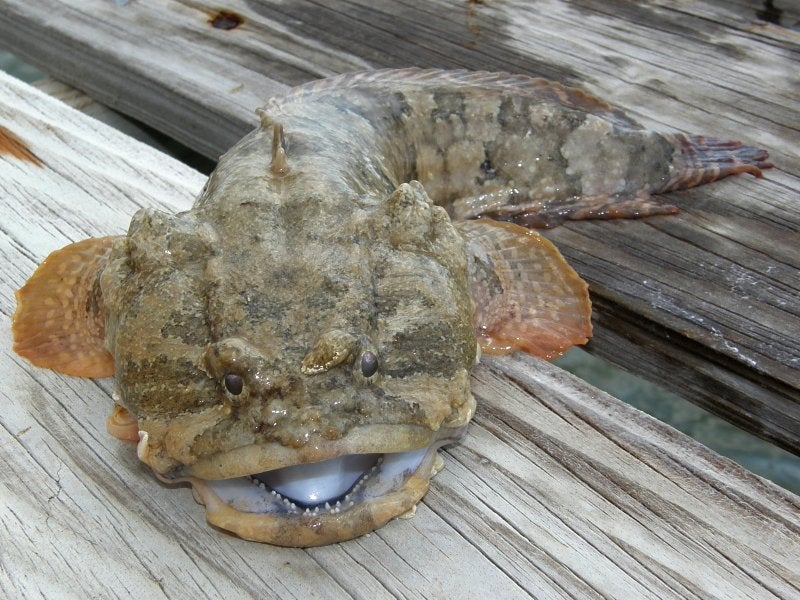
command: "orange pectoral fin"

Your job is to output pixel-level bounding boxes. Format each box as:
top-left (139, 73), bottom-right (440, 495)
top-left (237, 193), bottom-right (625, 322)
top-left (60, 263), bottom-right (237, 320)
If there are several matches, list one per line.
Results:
top-left (13, 236), bottom-right (122, 377)
top-left (458, 219), bottom-right (592, 359)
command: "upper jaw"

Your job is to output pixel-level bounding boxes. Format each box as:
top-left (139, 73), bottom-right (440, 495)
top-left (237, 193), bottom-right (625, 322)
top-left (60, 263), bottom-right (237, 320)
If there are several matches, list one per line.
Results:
top-left (180, 421), bottom-right (465, 480)
top-left (134, 385), bottom-right (476, 480)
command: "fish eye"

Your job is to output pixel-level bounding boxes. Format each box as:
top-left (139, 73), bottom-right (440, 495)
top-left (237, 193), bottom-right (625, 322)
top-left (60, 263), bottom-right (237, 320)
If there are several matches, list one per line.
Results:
top-left (223, 373), bottom-right (244, 395)
top-left (360, 351), bottom-right (379, 378)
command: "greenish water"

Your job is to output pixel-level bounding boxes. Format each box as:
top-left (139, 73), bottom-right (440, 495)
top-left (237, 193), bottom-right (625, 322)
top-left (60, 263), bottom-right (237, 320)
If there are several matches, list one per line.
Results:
top-left (2, 50), bottom-right (797, 495)
top-left (556, 348), bottom-right (800, 494)
top-left (0, 51), bottom-right (43, 82)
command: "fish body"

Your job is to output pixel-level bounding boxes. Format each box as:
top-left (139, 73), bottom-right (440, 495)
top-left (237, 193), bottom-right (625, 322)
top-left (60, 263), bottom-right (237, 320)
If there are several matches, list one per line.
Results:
top-left (12, 69), bottom-right (770, 546)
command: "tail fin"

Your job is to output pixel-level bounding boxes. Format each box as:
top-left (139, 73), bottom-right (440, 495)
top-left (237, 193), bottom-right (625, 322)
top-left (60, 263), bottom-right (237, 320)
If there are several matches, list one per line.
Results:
top-left (657, 135), bottom-right (773, 193)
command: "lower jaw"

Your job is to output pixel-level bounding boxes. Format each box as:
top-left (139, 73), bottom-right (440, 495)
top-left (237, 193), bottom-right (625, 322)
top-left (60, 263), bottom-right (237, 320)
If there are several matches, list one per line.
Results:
top-left (169, 446), bottom-right (446, 547)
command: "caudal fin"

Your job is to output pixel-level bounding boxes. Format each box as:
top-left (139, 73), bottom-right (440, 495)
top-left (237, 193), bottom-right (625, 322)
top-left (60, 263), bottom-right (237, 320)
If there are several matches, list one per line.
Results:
top-left (657, 134), bottom-right (773, 193)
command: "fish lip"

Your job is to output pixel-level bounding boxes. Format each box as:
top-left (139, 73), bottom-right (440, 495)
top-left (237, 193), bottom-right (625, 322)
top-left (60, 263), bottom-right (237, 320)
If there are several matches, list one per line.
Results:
top-left (180, 422), bottom-right (467, 480)
top-left (159, 437), bottom-right (460, 547)
top-left (136, 419), bottom-right (470, 545)
top-left (156, 425), bottom-right (467, 547)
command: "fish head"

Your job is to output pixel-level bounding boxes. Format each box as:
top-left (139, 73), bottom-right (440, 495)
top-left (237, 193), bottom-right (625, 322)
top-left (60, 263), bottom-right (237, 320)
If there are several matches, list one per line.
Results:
top-left (99, 163), bottom-right (478, 545)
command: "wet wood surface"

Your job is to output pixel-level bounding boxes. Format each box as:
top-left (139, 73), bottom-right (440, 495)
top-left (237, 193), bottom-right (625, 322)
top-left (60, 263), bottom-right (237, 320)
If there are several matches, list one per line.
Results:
top-left (0, 0), bottom-right (797, 453)
top-left (2, 67), bottom-right (800, 600)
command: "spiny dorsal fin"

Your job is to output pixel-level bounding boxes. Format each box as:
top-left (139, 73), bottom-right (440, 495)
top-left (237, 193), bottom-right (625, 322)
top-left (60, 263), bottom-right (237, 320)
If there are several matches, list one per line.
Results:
top-left (13, 237), bottom-right (120, 377)
top-left (270, 122), bottom-right (290, 177)
top-left (457, 219), bottom-right (592, 359)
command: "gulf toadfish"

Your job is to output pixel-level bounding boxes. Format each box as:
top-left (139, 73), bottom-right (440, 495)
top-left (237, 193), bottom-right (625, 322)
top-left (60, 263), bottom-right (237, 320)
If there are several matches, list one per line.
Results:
top-left (13, 69), bottom-right (771, 546)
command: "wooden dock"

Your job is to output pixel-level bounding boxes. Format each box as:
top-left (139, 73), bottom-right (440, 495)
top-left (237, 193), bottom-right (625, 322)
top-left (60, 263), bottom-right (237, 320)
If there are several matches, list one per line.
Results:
top-left (0, 1), bottom-right (798, 597)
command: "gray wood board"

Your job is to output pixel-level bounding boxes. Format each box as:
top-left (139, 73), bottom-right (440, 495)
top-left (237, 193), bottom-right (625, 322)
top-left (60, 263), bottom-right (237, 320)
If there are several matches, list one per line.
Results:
top-left (2, 74), bottom-right (800, 598)
top-left (0, 1), bottom-right (797, 454)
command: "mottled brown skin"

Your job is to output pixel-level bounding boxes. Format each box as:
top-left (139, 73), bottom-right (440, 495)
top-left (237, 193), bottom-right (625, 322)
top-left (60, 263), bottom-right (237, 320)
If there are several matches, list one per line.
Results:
top-left (13, 69), bottom-right (770, 546)
top-left (101, 169), bottom-right (478, 477)
top-left (267, 70), bottom-right (769, 228)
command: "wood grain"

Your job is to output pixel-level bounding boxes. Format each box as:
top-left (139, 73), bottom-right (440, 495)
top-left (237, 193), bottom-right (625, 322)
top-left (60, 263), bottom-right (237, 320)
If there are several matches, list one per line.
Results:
top-left (0, 0), bottom-right (796, 452)
top-left (2, 70), bottom-right (799, 599)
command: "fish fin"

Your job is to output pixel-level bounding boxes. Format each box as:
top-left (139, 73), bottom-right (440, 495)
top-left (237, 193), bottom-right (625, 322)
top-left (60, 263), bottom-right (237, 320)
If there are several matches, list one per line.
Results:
top-left (0, 124), bottom-right (43, 167)
top-left (656, 134), bottom-right (773, 192)
top-left (487, 191), bottom-right (680, 229)
top-left (270, 122), bottom-right (290, 177)
top-left (13, 236), bottom-right (121, 377)
top-left (458, 219), bottom-right (592, 358)
top-left (270, 68), bottom-right (642, 129)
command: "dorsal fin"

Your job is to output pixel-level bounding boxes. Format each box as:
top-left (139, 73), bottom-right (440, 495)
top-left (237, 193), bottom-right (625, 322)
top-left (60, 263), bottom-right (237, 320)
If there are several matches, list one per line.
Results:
top-left (457, 219), bottom-right (592, 359)
top-left (267, 68), bottom-right (641, 129)
top-left (270, 122), bottom-right (290, 177)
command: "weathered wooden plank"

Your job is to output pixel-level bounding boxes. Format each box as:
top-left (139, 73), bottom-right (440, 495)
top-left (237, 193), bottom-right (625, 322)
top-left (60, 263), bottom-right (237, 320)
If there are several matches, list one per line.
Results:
top-left (32, 78), bottom-right (176, 155)
top-left (0, 0), bottom-right (796, 452)
top-left (3, 70), bottom-right (800, 599)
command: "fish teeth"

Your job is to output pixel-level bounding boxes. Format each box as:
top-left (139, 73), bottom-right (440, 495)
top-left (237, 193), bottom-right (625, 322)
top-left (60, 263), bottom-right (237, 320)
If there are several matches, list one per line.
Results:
top-left (248, 453), bottom-right (387, 514)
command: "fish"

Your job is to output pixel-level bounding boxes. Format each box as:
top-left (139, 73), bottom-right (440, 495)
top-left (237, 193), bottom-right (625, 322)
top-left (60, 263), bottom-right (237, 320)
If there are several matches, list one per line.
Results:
top-left (12, 69), bottom-right (771, 547)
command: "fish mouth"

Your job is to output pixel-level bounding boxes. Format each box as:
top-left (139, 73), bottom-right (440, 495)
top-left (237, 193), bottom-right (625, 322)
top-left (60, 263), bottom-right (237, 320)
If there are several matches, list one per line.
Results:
top-left (155, 439), bottom-right (458, 547)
